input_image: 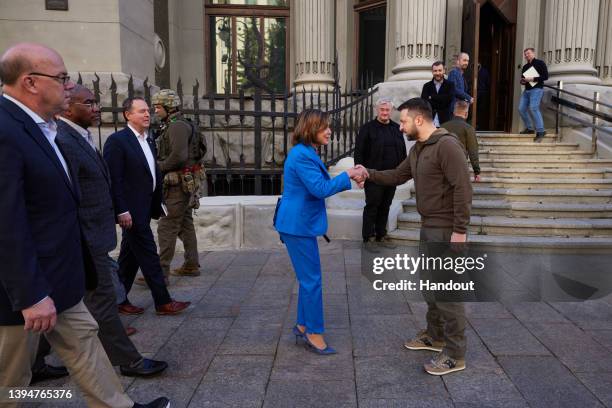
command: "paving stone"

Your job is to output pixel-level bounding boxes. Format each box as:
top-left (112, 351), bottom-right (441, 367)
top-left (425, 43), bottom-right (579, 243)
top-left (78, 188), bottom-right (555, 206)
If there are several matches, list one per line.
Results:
top-left (230, 250), bottom-right (271, 266)
top-left (549, 300), bottom-right (612, 330)
top-left (189, 355), bottom-right (273, 408)
top-left (232, 307), bottom-right (287, 329)
top-left (344, 248), bottom-right (362, 265)
top-left (452, 402), bottom-right (530, 408)
top-left (216, 264), bottom-right (262, 283)
top-left (575, 372), bottom-right (612, 407)
top-left (465, 302), bottom-right (513, 319)
top-left (359, 399), bottom-right (454, 408)
top-left (469, 318), bottom-right (550, 356)
top-left (348, 284), bottom-right (411, 316)
top-left (272, 329), bottom-right (354, 381)
top-left (351, 314), bottom-right (415, 356)
top-left (505, 301), bottom-right (571, 323)
top-left (217, 324), bottom-right (282, 355)
top-left (263, 380), bottom-right (357, 408)
top-left (355, 355), bottom-right (447, 400)
top-left (525, 322), bottom-right (612, 373)
top-left (200, 251), bottom-right (237, 273)
top-left (154, 317), bottom-right (233, 375)
top-left (586, 329), bottom-right (612, 352)
top-left (499, 356), bottom-right (604, 408)
top-left (443, 370), bottom-right (526, 406)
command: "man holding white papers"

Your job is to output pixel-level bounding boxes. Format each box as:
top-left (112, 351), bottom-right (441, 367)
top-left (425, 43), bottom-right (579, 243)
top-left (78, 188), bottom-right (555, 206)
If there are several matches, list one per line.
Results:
top-left (518, 48), bottom-right (549, 142)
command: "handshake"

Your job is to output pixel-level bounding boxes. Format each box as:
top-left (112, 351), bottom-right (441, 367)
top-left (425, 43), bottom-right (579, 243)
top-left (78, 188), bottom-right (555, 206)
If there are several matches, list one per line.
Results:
top-left (346, 164), bottom-right (369, 189)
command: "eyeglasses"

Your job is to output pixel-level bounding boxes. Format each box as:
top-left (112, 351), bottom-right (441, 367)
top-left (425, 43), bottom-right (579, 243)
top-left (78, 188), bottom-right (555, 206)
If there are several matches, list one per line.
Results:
top-left (28, 72), bottom-right (71, 85)
top-left (74, 101), bottom-right (100, 109)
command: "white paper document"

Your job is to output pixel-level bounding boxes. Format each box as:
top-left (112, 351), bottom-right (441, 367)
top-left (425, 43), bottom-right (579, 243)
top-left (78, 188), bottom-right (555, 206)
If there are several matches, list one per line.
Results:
top-left (523, 66), bottom-right (540, 87)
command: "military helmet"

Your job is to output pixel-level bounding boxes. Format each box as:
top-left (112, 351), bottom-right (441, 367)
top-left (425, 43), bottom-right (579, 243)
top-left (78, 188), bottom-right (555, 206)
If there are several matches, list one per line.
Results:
top-left (151, 89), bottom-right (181, 108)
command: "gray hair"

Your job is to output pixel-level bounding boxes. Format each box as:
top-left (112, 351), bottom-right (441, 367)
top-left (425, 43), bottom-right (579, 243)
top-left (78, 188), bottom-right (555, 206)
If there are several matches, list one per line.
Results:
top-left (376, 97), bottom-right (394, 108)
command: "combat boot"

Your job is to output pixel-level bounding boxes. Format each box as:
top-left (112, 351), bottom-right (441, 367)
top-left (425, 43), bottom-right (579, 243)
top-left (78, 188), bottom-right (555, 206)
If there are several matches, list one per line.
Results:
top-left (171, 264), bottom-right (201, 276)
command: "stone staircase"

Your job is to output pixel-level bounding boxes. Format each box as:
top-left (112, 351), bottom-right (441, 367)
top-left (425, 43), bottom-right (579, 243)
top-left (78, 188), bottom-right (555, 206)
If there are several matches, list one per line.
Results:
top-left (387, 132), bottom-right (612, 248)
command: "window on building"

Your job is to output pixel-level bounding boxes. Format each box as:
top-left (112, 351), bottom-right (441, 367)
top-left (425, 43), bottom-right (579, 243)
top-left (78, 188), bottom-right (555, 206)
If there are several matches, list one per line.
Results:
top-left (206, 0), bottom-right (289, 95)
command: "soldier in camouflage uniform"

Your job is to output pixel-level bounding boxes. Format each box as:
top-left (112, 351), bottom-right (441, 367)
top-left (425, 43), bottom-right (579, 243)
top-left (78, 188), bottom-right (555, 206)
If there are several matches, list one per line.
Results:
top-left (152, 89), bottom-right (206, 277)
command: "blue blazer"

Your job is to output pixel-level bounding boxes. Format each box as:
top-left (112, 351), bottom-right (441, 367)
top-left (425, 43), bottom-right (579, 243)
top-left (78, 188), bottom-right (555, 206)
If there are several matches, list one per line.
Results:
top-left (103, 127), bottom-right (163, 227)
top-left (0, 97), bottom-right (94, 325)
top-left (274, 143), bottom-right (351, 237)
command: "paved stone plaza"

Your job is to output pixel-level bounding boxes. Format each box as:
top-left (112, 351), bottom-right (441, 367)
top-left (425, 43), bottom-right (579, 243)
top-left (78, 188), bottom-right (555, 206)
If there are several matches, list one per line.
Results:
top-left (35, 240), bottom-right (612, 407)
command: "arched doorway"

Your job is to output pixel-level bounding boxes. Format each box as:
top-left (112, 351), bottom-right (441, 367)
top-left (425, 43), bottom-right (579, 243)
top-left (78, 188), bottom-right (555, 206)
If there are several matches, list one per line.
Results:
top-left (462, 0), bottom-right (517, 131)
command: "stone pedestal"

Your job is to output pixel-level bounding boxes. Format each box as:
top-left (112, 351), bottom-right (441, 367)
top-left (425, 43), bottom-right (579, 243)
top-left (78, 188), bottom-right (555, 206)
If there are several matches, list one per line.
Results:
top-left (388, 0), bottom-right (446, 81)
top-left (543, 0), bottom-right (601, 84)
top-left (293, 0), bottom-right (335, 89)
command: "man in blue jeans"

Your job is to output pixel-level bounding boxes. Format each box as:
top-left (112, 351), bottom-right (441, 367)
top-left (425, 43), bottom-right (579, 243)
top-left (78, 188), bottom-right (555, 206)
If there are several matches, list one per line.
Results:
top-left (519, 48), bottom-right (549, 142)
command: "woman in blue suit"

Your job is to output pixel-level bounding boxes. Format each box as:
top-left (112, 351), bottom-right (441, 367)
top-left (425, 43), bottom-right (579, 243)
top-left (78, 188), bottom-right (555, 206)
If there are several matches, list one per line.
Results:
top-left (275, 109), bottom-right (365, 355)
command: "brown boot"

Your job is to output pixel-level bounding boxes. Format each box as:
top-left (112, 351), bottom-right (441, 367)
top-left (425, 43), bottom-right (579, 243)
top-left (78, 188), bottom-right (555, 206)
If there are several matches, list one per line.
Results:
top-left (171, 264), bottom-right (201, 276)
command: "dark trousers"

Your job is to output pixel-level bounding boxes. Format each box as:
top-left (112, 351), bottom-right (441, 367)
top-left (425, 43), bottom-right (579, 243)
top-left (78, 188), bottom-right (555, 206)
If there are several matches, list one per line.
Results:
top-left (118, 223), bottom-right (172, 306)
top-left (420, 226), bottom-right (467, 360)
top-left (362, 181), bottom-right (396, 241)
top-left (34, 252), bottom-right (142, 369)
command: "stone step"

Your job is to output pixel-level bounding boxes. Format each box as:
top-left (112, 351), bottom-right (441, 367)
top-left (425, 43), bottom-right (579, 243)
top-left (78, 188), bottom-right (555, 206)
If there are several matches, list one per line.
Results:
top-left (466, 187), bottom-right (612, 204)
top-left (478, 158), bottom-right (612, 168)
top-left (476, 132), bottom-right (557, 142)
top-left (479, 150), bottom-right (593, 160)
top-left (387, 227), bottom-right (612, 249)
top-left (402, 198), bottom-right (612, 218)
top-left (478, 141), bottom-right (579, 152)
top-left (476, 177), bottom-right (612, 189)
top-left (475, 167), bottom-right (612, 179)
top-left (397, 212), bottom-right (612, 237)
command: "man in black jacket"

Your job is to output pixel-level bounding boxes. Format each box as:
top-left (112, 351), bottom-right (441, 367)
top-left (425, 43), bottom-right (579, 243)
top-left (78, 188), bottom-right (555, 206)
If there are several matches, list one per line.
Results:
top-left (421, 61), bottom-right (455, 127)
top-left (354, 97), bottom-right (407, 251)
top-left (519, 48), bottom-right (549, 142)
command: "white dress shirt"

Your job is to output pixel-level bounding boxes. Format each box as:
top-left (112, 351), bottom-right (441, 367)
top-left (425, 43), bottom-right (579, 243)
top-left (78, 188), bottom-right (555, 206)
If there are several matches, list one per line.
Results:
top-left (127, 124), bottom-right (156, 191)
top-left (3, 94), bottom-right (71, 182)
top-left (433, 79), bottom-right (443, 128)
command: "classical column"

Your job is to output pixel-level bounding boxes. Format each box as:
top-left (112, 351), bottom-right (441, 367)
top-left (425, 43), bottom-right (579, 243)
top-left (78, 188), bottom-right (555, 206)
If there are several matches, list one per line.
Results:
top-left (542, 0), bottom-right (601, 84)
top-left (595, 0), bottom-right (612, 84)
top-left (293, 0), bottom-right (335, 88)
top-left (388, 0), bottom-right (446, 81)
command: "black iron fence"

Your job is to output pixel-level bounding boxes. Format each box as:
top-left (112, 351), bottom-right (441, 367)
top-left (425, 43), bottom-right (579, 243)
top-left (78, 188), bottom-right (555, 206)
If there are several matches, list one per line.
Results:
top-left (82, 73), bottom-right (378, 196)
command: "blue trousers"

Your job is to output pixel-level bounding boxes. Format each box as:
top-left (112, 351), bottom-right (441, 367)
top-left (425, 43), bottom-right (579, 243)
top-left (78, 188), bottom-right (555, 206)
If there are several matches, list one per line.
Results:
top-left (281, 233), bottom-right (325, 334)
top-left (518, 87), bottom-right (545, 132)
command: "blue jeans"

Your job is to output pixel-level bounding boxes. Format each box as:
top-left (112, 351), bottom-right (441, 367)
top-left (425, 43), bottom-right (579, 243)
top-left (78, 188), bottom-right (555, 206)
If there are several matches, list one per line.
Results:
top-left (281, 233), bottom-right (325, 334)
top-left (518, 88), bottom-right (545, 132)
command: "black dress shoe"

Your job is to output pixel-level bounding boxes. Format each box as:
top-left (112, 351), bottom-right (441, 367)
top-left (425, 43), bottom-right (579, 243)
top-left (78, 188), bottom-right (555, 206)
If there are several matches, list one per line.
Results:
top-left (132, 397), bottom-right (170, 408)
top-left (30, 364), bottom-right (69, 384)
top-left (120, 358), bottom-right (168, 377)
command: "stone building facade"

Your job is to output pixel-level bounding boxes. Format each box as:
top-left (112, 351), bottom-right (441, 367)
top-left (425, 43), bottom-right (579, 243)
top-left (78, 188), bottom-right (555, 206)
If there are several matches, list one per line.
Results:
top-left (1, 0), bottom-right (610, 131)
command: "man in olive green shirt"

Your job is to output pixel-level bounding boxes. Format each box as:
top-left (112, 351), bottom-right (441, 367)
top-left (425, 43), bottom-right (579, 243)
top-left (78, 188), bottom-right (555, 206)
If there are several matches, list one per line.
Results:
top-left (441, 100), bottom-right (481, 182)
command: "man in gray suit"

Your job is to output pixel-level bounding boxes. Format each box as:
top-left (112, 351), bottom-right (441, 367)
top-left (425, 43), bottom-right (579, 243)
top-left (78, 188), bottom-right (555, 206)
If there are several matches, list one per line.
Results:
top-left (33, 85), bottom-right (168, 378)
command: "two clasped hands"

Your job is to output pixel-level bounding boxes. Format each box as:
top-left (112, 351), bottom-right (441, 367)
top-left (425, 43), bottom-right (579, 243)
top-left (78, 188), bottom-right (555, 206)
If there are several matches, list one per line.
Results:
top-left (346, 164), bottom-right (369, 188)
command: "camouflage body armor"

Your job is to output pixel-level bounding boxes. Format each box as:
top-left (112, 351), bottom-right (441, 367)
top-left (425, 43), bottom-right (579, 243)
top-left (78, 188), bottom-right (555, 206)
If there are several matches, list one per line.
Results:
top-left (157, 112), bottom-right (207, 209)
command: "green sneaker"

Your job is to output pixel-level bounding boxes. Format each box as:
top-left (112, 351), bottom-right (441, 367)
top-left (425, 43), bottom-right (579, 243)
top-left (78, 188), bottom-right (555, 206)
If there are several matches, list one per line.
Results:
top-left (404, 329), bottom-right (445, 352)
top-left (424, 352), bottom-right (466, 376)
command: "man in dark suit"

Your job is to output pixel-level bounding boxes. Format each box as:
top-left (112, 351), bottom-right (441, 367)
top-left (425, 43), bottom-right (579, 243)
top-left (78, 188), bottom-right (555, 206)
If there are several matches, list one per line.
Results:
top-left (0, 42), bottom-right (168, 408)
top-left (421, 61), bottom-right (455, 127)
top-left (31, 84), bottom-right (168, 379)
top-left (354, 97), bottom-right (407, 251)
top-left (104, 97), bottom-right (190, 316)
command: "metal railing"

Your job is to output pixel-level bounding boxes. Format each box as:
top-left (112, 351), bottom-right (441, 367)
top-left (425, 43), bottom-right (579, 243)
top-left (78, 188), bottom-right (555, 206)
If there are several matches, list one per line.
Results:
top-left (544, 81), bottom-right (612, 155)
top-left (82, 73), bottom-right (378, 196)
